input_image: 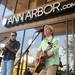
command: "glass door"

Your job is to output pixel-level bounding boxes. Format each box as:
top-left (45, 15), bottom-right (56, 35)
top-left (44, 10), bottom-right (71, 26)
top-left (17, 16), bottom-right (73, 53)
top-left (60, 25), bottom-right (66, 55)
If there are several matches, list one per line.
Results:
top-left (51, 18), bottom-right (75, 75)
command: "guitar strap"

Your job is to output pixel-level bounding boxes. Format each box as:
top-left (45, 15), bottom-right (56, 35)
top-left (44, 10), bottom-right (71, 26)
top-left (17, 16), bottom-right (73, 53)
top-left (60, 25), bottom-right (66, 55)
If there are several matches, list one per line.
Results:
top-left (45, 35), bottom-right (54, 51)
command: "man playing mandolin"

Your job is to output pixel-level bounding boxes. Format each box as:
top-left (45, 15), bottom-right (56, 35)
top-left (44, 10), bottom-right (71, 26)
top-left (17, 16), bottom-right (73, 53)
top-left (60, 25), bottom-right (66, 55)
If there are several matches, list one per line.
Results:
top-left (35, 25), bottom-right (59, 75)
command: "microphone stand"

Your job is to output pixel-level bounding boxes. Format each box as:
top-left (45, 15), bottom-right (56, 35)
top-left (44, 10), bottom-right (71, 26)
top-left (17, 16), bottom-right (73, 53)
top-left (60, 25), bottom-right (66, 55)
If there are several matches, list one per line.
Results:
top-left (23, 32), bottom-right (40, 75)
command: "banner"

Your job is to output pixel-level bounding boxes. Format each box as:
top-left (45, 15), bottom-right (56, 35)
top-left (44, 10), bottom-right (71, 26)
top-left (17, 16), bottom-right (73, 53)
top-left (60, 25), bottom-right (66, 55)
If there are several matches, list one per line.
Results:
top-left (2, 1), bottom-right (75, 27)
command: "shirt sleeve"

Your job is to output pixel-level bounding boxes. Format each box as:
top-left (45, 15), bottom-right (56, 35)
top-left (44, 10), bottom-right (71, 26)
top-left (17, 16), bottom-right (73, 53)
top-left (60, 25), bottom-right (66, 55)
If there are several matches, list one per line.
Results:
top-left (50, 39), bottom-right (59, 55)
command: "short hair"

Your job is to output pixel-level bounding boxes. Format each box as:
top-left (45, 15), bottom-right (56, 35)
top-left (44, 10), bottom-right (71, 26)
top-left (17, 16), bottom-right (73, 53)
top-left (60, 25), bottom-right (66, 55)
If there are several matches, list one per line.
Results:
top-left (11, 32), bottom-right (17, 36)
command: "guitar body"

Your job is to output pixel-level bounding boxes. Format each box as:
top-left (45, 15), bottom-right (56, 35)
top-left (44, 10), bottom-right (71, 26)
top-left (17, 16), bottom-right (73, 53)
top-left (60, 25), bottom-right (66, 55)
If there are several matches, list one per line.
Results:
top-left (35, 51), bottom-right (47, 73)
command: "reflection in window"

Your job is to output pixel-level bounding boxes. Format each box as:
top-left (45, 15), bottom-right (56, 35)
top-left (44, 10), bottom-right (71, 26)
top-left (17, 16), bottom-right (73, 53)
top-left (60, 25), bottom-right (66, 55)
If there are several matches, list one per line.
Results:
top-left (56, 35), bottom-right (74, 71)
top-left (16, 28), bottom-right (42, 60)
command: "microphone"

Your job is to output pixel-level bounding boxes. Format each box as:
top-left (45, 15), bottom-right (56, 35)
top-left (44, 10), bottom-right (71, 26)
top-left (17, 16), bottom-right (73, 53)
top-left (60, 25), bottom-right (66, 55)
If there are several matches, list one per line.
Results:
top-left (32, 28), bottom-right (43, 39)
top-left (35, 28), bottom-right (44, 33)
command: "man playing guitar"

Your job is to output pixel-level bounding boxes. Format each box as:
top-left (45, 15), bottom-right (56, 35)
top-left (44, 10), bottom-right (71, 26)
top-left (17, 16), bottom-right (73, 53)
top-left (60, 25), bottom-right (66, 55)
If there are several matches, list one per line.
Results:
top-left (34, 25), bottom-right (59, 75)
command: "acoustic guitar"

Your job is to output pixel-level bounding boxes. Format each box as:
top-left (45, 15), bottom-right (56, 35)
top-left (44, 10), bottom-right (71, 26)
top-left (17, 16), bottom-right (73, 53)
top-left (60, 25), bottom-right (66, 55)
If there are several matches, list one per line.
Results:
top-left (35, 42), bottom-right (53, 73)
top-left (35, 51), bottom-right (47, 73)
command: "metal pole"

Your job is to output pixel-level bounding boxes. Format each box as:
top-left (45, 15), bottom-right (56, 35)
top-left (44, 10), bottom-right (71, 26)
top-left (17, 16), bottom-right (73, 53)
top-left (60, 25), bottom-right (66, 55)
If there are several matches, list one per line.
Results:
top-left (72, 19), bottom-right (75, 74)
top-left (23, 0), bottom-right (31, 74)
top-left (14, 0), bottom-right (31, 68)
top-left (20, 30), bottom-right (26, 75)
top-left (0, 0), bottom-right (2, 4)
top-left (28, 0), bottom-right (30, 9)
top-left (66, 18), bottom-right (69, 75)
top-left (24, 49), bottom-right (29, 75)
top-left (14, 0), bottom-right (18, 13)
top-left (1, 0), bottom-right (8, 19)
top-left (23, 32), bottom-right (40, 75)
top-left (11, 0), bottom-right (20, 75)
top-left (16, 30), bottom-right (26, 75)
